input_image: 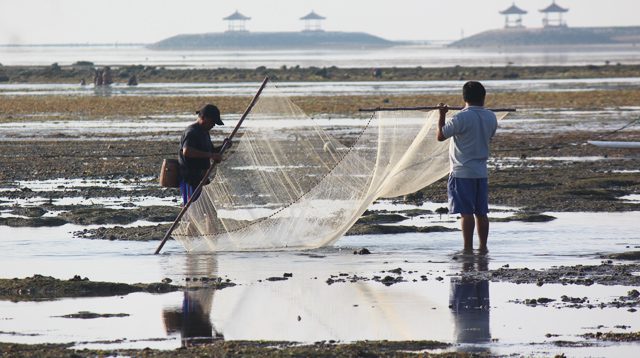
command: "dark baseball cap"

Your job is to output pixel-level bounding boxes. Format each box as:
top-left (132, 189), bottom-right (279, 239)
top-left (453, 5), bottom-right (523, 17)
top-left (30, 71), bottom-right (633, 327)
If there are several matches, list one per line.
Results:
top-left (196, 104), bottom-right (224, 125)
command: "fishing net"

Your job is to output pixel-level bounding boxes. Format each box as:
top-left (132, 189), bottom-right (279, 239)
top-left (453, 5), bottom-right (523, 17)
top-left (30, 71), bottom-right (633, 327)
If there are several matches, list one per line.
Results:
top-left (172, 83), bottom-right (508, 251)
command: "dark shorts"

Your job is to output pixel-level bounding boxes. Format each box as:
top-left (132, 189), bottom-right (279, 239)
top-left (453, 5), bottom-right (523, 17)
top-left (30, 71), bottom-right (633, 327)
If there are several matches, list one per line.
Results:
top-left (179, 180), bottom-right (201, 206)
top-left (447, 176), bottom-right (489, 215)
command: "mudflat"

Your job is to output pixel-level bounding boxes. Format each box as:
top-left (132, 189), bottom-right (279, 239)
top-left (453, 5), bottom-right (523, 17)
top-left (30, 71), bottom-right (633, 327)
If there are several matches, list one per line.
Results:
top-left (1, 66), bottom-right (639, 355)
top-left (2, 63), bottom-right (640, 84)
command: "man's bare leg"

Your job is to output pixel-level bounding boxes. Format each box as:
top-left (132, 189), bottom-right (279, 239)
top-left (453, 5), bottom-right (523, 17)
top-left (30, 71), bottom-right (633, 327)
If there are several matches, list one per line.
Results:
top-left (476, 214), bottom-right (489, 253)
top-left (460, 214), bottom-right (475, 251)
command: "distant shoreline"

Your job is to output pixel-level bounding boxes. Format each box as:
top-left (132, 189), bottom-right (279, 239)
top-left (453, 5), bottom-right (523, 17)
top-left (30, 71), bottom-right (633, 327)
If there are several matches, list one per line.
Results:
top-left (0, 43), bottom-right (146, 48)
top-left (2, 63), bottom-right (640, 84)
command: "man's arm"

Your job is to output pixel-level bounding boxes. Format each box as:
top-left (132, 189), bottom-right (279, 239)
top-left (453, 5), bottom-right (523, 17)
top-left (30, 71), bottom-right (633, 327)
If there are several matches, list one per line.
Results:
top-left (182, 146), bottom-right (222, 163)
top-left (436, 103), bottom-right (448, 142)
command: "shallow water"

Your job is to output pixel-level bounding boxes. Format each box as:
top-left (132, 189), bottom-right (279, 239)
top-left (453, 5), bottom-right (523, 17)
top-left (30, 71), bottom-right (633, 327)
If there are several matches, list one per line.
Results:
top-left (0, 209), bottom-right (638, 355)
top-left (0, 107), bottom-right (638, 143)
top-left (2, 44), bottom-right (640, 68)
top-left (2, 77), bottom-right (640, 97)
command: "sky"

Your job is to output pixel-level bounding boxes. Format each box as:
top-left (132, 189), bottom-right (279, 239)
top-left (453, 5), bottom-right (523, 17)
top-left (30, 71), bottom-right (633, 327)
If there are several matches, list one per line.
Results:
top-left (0, 0), bottom-right (639, 44)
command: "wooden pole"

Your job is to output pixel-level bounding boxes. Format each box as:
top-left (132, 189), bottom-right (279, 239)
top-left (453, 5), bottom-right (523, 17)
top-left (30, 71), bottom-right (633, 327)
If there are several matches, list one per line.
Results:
top-left (358, 106), bottom-right (516, 112)
top-left (154, 76), bottom-right (270, 255)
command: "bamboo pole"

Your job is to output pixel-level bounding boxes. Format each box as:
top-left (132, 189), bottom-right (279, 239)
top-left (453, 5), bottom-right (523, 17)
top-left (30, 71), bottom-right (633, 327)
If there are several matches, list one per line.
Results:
top-left (359, 106), bottom-right (516, 112)
top-left (154, 76), bottom-right (270, 255)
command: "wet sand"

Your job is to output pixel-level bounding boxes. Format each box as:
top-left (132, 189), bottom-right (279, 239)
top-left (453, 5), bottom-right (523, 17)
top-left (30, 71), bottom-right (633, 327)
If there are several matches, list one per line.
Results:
top-left (3, 63), bottom-right (640, 84)
top-left (0, 275), bottom-right (178, 301)
top-left (4, 90), bottom-right (640, 121)
top-left (0, 340), bottom-right (456, 357)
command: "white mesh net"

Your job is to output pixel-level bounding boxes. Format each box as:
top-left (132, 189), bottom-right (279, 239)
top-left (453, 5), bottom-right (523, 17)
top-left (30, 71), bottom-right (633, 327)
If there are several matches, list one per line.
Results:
top-left (172, 83), bottom-right (508, 251)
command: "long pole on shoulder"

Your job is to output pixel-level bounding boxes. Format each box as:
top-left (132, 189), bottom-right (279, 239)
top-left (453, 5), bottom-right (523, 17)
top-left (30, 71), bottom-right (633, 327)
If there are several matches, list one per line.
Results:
top-left (359, 106), bottom-right (516, 112)
top-left (154, 76), bottom-right (270, 255)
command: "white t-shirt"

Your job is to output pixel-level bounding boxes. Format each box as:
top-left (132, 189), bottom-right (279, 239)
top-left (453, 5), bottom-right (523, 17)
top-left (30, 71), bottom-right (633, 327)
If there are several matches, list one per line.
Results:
top-left (441, 106), bottom-right (498, 178)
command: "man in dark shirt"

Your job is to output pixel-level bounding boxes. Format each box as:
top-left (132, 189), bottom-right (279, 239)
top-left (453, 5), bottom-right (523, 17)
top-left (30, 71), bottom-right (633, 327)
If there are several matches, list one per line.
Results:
top-left (178, 104), bottom-right (226, 205)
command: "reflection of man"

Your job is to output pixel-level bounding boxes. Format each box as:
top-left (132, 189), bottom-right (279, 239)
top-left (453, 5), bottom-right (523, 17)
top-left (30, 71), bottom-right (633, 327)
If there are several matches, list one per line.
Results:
top-left (449, 253), bottom-right (490, 344)
top-left (162, 254), bottom-right (223, 347)
top-left (163, 289), bottom-right (221, 347)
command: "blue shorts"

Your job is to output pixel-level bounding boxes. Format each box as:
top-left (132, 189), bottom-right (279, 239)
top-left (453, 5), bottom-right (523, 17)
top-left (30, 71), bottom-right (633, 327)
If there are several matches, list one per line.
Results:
top-left (179, 180), bottom-right (201, 206)
top-left (447, 176), bottom-right (489, 215)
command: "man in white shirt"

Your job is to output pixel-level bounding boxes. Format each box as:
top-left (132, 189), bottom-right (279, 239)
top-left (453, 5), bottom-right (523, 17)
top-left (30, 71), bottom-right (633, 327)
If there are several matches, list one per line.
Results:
top-left (436, 81), bottom-right (498, 253)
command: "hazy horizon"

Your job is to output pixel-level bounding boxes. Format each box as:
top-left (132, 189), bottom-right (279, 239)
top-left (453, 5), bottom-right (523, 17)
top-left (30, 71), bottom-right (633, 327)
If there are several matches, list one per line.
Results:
top-left (1, 0), bottom-right (639, 45)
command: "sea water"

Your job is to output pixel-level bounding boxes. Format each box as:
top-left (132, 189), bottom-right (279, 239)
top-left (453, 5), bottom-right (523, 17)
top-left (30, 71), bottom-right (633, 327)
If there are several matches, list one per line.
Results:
top-left (2, 44), bottom-right (640, 68)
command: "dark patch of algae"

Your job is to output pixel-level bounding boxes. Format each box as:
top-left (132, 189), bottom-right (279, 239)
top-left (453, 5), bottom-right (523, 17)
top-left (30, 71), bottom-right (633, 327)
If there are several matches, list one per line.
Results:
top-left (582, 331), bottom-right (640, 342)
top-left (0, 275), bottom-right (179, 301)
top-left (0, 340), bottom-right (471, 358)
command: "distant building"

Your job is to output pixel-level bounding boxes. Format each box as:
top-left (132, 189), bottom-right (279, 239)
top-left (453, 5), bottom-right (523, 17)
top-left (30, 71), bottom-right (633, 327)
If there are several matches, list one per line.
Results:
top-left (540, 1), bottom-right (568, 28)
top-left (223, 10), bottom-right (251, 32)
top-left (300, 11), bottom-right (326, 32)
top-left (499, 3), bottom-right (527, 29)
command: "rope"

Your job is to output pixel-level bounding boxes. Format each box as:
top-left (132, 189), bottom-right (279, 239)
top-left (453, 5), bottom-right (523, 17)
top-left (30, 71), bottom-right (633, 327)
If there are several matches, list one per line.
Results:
top-left (594, 117), bottom-right (640, 140)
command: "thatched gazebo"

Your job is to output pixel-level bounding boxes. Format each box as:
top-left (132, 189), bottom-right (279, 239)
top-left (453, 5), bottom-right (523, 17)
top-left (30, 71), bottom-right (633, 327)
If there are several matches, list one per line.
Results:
top-left (540, 1), bottom-right (568, 28)
top-left (223, 10), bottom-right (251, 32)
top-left (300, 11), bottom-right (326, 32)
top-left (499, 3), bottom-right (527, 28)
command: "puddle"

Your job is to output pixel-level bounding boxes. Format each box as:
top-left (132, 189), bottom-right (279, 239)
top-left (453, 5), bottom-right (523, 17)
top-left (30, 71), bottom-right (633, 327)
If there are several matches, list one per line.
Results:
top-left (0, 212), bottom-right (638, 351)
top-left (620, 194), bottom-right (640, 204)
top-left (3, 77), bottom-right (640, 97)
top-left (0, 177), bottom-right (156, 192)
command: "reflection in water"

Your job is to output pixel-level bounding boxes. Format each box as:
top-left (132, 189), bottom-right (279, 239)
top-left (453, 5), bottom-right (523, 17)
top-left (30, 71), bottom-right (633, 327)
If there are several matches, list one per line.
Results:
top-left (449, 252), bottom-right (490, 344)
top-left (162, 254), bottom-right (223, 347)
top-left (93, 85), bottom-right (113, 97)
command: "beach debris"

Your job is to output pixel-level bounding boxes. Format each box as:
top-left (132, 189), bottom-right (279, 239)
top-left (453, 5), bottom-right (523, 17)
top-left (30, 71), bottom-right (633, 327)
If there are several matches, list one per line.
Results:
top-left (512, 297), bottom-right (556, 306)
top-left (10, 206), bottom-right (46, 218)
top-left (353, 248), bottom-right (371, 255)
top-left (346, 224), bottom-right (457, 236)
top-left (582, 331), bottom-right (640, 342)
top-left (0, 275), bottom-right (180, 300)
top-left (377, 275), bottom-right (404, 286)
top-left (491, 212), bottom-right (557, 222)
top-left (435, 207), bottom-right (449, 218)
top-left (56, 311), bottom-right (130, 319)
top-left (356, 212), bottom-right (406, 225)
top-left (266, 276), bottom-right (288, 282)
top-left (0, 216), bottom-right (67, 227)
top-left (606, 251), bottom-right (640, 261)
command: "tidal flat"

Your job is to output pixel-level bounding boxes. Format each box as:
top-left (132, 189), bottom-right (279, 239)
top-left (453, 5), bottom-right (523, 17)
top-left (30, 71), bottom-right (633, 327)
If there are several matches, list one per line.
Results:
top-left (0, 70), bottom-right (639, 356)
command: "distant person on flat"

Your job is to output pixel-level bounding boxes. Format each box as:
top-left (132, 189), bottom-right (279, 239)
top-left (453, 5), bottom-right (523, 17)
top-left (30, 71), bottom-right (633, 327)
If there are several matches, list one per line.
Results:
top-left (436, 81), bottom-right (498, 253)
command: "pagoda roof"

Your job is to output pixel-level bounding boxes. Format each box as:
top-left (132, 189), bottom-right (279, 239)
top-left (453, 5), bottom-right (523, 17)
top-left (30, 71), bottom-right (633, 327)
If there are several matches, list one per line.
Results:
top-left (300, 11), bottom-right (326, 20)
top-left (223, 11), bottom-right (251, 21)
top-left (540, 1), bottom-right (568, 13)
top-left (500, 3), bottom-right (527, 15)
